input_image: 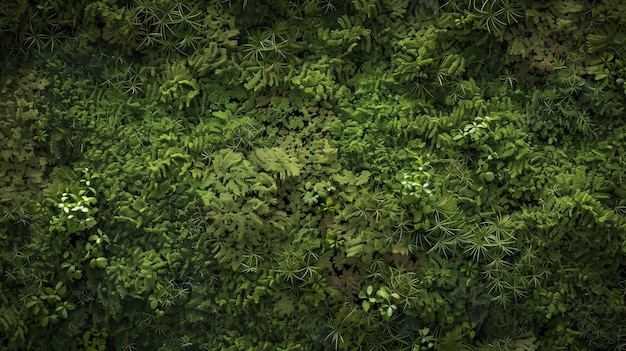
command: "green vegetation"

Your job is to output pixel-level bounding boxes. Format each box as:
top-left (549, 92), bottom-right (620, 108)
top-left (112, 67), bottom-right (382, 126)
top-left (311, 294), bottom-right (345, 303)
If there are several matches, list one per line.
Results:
top-left (1, 0), bottom-right (625, 350)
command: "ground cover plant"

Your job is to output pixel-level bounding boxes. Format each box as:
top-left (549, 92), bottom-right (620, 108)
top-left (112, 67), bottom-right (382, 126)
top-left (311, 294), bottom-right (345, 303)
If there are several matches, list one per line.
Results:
top-left (1, 0), bottom-right (626, 350)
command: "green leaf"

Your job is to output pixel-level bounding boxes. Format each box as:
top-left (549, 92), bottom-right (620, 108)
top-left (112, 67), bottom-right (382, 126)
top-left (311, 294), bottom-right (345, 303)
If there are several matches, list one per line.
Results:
top-left (362, 300), bottom-right (371, 312)
top-left (481, 171), bottom-right (495, 182)
top-left (248, 147), bottom-right (302, 180)
top-left (91, 257), bottom-right (108, 269)
top-left (57, 307), bottom-right (68, 319)
top-left (377, 288), bottom-right (390, 301)
top-left (386, 306), bottom-right (393, 316)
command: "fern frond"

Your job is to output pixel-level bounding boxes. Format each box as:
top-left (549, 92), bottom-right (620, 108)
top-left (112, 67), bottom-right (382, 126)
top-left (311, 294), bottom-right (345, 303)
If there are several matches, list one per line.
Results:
top-left (248, 147), bottom-right (302, 180)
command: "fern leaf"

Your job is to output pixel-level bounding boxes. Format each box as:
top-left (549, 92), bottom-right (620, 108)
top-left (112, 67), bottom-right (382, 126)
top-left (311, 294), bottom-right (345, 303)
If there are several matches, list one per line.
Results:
top-left (248, 147), bottom-right (302, 180)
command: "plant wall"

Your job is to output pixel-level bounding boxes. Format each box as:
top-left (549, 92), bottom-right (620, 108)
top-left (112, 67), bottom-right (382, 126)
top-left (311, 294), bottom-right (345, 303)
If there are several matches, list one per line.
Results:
top-left (1, 0), bottom-right (626, 350)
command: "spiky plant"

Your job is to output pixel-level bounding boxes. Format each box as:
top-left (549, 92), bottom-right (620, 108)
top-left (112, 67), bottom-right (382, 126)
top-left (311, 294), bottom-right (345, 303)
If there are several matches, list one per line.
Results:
top-left (387, 268), bottom-right (421, 310)
top-left (324, 315), bottom-right (346, 350)
top-left (422, 211), bottom-right (467, 256)
top-left (494, 0), bottom-right (523, 25)
top-left (475, 1), bottom-right (506, 35)
top-left (242, 28), bottom-right (290, 63)
top-left (21, 14), bottom-right (67, 53)
top-left (463, 225), bottom-right (493, 262)
top-left (364, 258), bottom-right (387, 280)
top-left (239, 247), bottom-right (264, 273)
top-left (391, 211), bottom-right (415, 244)
top-left (273, 247), bottom-right (305, 285)
top-left (225, 118), bottom-right (258, 151)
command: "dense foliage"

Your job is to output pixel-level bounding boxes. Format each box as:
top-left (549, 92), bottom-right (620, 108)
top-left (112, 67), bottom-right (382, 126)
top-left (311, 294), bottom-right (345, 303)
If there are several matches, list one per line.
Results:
top-left (1, 0), bottom-right (626, 350)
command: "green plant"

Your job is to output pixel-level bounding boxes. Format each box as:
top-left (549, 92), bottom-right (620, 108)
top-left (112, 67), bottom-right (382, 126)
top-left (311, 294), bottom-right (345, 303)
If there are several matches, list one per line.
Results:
top-left (79, 327), bottom-right (108, 351)
top-left (414, 327), bottom-right (435, 350)
top-left (326, 229), bottom-right (346, 249)
top-left (242, 27), bottom-right (291, 63)
top-left (358, 285), bottom-right (400, 320)
top-left (435, 324), bottom-right (475, 351)
top-left (401, 158), bottom-right (436, 228)
top-left (324, 315), bottom-right (347, 350)
top-left (25, 281), bottom-right (75, 327)
top-left (1, 1), bottom-right (626, 350)
top-left (85, 229), bottom-right (110, 269)
top-left (48, 168), bottom-right (99, 235)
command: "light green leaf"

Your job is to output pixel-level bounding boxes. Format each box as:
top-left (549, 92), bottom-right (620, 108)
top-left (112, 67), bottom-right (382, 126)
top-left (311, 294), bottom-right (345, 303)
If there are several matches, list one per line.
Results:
top-left (362, 300), bottom-right (371, 312)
